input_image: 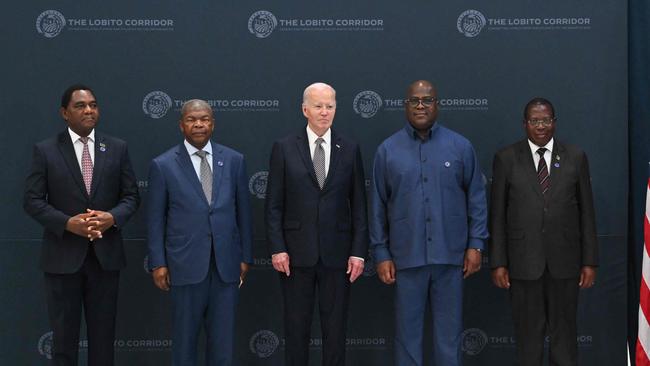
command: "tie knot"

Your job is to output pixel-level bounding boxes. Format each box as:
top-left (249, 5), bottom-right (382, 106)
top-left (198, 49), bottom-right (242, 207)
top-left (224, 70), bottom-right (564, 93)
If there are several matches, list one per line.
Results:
top-left (536, 147), bottom-right (547, 156)
top-left (195, 150), bottom-right (208, 159)
top-left (79, 136), bottom-right (89, 144)
top-left (315, 137), bottom-right (324, 146)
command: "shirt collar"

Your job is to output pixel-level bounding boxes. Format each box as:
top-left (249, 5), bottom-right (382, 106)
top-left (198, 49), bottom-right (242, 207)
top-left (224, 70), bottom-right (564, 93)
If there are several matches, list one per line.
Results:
top-left (68, 127), bottom-right (95, 143)
top-left (306, 125), bottom-right (331, 146)
top-left (404, 121), bottom-right (438, 140)
top-left (184, 140), bottom-right (213, 156)
top-left (527, 138), bottom-right (554, 155)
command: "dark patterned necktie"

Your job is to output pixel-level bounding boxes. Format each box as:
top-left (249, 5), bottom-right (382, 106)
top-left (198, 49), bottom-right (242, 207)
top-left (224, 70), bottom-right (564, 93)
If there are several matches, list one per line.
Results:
top-left (79, 136), bottom-right (93, 194)
top-left (313, 137), bottom-right (326, 189)
top-left (536, 148), bottom-right (550, 194)
top-left (195, 150), bottom-right (212, 202)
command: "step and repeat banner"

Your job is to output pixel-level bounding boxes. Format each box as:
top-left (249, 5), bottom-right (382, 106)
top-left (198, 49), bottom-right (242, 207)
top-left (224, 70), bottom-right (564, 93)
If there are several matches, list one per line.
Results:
top-left (1, 1), bottom-right (627, 365)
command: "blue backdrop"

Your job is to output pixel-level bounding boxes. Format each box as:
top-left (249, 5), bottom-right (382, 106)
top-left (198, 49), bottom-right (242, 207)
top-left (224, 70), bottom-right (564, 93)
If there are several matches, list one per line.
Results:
top-left (1, 1), bottom-right (628, 365)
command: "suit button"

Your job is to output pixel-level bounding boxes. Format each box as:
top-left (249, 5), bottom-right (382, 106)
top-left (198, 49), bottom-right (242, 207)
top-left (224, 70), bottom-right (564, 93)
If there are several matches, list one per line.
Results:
top-left (423, 177), bottom-right (428, 182)
top-left (426, 218), bottom-right (431, 222)
top-left (427, 237), bottom-right (432, 241)
top-left (542, 229), bottom-right (546, 233)
top-left (422, 157), bottom-right (427, 162)
top-left (425, 198), bottom-right (429, 202)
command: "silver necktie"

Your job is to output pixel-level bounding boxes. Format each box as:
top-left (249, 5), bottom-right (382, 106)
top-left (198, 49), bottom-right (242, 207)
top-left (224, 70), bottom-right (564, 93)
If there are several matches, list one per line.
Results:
top-left (195, 150), bottom-right (212, 202)
top-left (313, 137), bottom-right (326, 189)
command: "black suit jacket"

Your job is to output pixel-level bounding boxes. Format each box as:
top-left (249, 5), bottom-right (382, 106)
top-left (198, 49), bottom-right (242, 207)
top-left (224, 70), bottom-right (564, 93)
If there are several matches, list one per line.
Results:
top-left (265, 129), bottom-right (368, 268)
top-left (24, 130), bottom-right (140, 273)
top-left (488, 140), bottom-right (598, 280)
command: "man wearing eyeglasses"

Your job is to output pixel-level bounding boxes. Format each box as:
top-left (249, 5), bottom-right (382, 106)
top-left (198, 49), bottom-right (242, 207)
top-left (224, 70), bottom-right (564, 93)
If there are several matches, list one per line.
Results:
top-left (369, 80), bottom-right (488, 366)
top-left (266, 82), bottom-right (368, 366)
top-left (489, 98), bottom-right (598, 366)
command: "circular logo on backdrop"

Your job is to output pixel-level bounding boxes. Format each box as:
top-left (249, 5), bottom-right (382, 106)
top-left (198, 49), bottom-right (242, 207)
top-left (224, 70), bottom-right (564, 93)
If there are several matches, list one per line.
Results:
top-left (457, 10), bottom-right (486, 38)
top-left (36, 10), bottom-right (66, 38)
top-left (249, 330), bottom-right (279, 358)
top-left (142, 91), bottom-right (173, 119)
top-left (461, 328), bottom-right (488, 355)
top-left (248, 11), bottom-right (278, 38)
top-left (353, 91), bottom-right (383, 119)
top-left (38, 331), bottom-right (54, 359)
top-left (248, 171), bottom-right (269, 199)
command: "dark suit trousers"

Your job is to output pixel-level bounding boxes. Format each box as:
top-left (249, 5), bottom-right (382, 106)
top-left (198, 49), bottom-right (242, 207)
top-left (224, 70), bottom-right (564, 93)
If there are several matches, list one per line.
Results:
top-left (170, 255), bottom-right (238, 366)
top-left (510, 271), bottom-right (579, 366)
top-left (280, 262), bottom-right (351, 366)
top-left (44, 245), bottom-right (120, 366)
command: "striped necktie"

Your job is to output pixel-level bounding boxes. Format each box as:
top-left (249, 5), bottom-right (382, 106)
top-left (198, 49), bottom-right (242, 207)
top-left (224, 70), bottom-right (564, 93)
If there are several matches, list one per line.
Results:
top-left (536, 148), bottom-right (550, 195)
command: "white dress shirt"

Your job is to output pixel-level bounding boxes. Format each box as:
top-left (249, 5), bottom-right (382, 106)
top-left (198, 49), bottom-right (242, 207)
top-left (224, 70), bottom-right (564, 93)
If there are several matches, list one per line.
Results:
top-left (528, 138), bottom-right (554, 175)
top-left (306, 125), bottom-right (331, 177)
top-left (68, 128), bottom-right (95, 169)
top-left (184, 140), bottom-right (213, 180)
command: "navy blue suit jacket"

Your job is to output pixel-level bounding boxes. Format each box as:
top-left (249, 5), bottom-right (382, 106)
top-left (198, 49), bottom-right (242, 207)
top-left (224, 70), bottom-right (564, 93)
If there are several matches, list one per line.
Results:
top-left (24, 130), bottom-right (140, 273)
top-left (146, 141), bottom-right (253, 285)
top-left (265, 129), bottom-right (368, 268)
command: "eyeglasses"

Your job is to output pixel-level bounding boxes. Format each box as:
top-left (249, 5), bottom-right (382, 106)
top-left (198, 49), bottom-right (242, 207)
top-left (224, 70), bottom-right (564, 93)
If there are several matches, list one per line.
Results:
top-left (526, 118), bottom-right (555, 127)
top-left (405, 97), bottom-right (437, 108)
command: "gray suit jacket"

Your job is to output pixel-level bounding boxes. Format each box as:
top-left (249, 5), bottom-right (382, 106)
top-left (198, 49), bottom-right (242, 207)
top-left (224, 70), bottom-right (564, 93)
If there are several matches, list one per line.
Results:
top-left (488, 140), bottom-right (598, 280)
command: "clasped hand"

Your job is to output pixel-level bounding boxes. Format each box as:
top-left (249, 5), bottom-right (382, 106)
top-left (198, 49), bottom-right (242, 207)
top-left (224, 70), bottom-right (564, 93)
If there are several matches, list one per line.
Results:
top-left (65, 209), bottom-right (115, 241)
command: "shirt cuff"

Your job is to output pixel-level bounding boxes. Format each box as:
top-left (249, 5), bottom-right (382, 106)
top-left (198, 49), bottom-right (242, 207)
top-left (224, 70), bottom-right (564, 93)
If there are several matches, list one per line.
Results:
top-left (349, 256), bottom-right (365, 262)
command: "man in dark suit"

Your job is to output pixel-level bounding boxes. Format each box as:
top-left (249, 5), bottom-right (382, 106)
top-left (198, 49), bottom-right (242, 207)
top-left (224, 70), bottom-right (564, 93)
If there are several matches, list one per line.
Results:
top-left (265, 82), bottom-right (368, 366)
top-left (489, 97), bottom-right (598, 366)
top-left (147, 99), bottom-right (253, 366)
top-left (24, 84), bottom-right (140, 366)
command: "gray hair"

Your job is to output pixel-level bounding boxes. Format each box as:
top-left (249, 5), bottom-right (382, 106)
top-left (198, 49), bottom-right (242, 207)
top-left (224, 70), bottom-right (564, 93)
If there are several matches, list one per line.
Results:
top-left (302, 82), bottom-right (336, 104)
top-left (181, 99), bottom-right (212, 116)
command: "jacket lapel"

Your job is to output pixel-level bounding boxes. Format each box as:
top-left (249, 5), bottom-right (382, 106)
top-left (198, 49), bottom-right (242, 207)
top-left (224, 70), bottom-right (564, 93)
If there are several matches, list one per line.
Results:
top-left (322, 130), bottom-right (342, 192)
top-left (210, 142), bottom-right (224, 207)
top-left (175, 144), bottom-right (210, 206)
top-left (89, 134), bottom-right (106, 199)
top-left (517, 140), bottom-right (544, 200)
top-left (57, 131), bottom-right (88, 198)
top-left (545, 141), bottom-right (565, 200)
top-left (295, 131), bottom-right (320, 189)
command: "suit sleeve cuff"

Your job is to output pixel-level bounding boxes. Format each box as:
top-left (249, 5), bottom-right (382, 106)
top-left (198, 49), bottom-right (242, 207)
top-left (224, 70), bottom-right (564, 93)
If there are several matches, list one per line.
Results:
top-left (372, 246), bottom-right (392, 263)
top-left (467, 238), bottom-right (485, 251)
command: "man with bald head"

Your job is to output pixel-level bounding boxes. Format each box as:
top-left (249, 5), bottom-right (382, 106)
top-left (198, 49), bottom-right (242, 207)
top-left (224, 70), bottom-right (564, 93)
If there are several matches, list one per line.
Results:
top-left (147, 99), bottom-right (253, 365)
top-left (266, 82), bottom-right (368, 365)
top-left (370, 80), bottom-right (488, 365)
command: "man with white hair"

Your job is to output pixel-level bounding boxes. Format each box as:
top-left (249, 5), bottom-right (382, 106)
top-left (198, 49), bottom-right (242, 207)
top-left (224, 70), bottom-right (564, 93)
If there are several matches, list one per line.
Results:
top-left (266, 83), bottom-right (369, 366)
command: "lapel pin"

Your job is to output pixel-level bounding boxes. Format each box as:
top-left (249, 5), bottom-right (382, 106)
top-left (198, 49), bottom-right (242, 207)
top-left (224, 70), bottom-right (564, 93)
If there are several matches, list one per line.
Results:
top-left (444, 161), bottom-right (451, 167)
top-left (555, 155), bottom-right (560, 161)
top-left (336, 144), bottom-right (341, 149)
top-left (217, 161), bottom-right (224, 167)
top-left (99, 143), bottom-right (106, 152)
top-left (554, 162), bottom-right (560, 168)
